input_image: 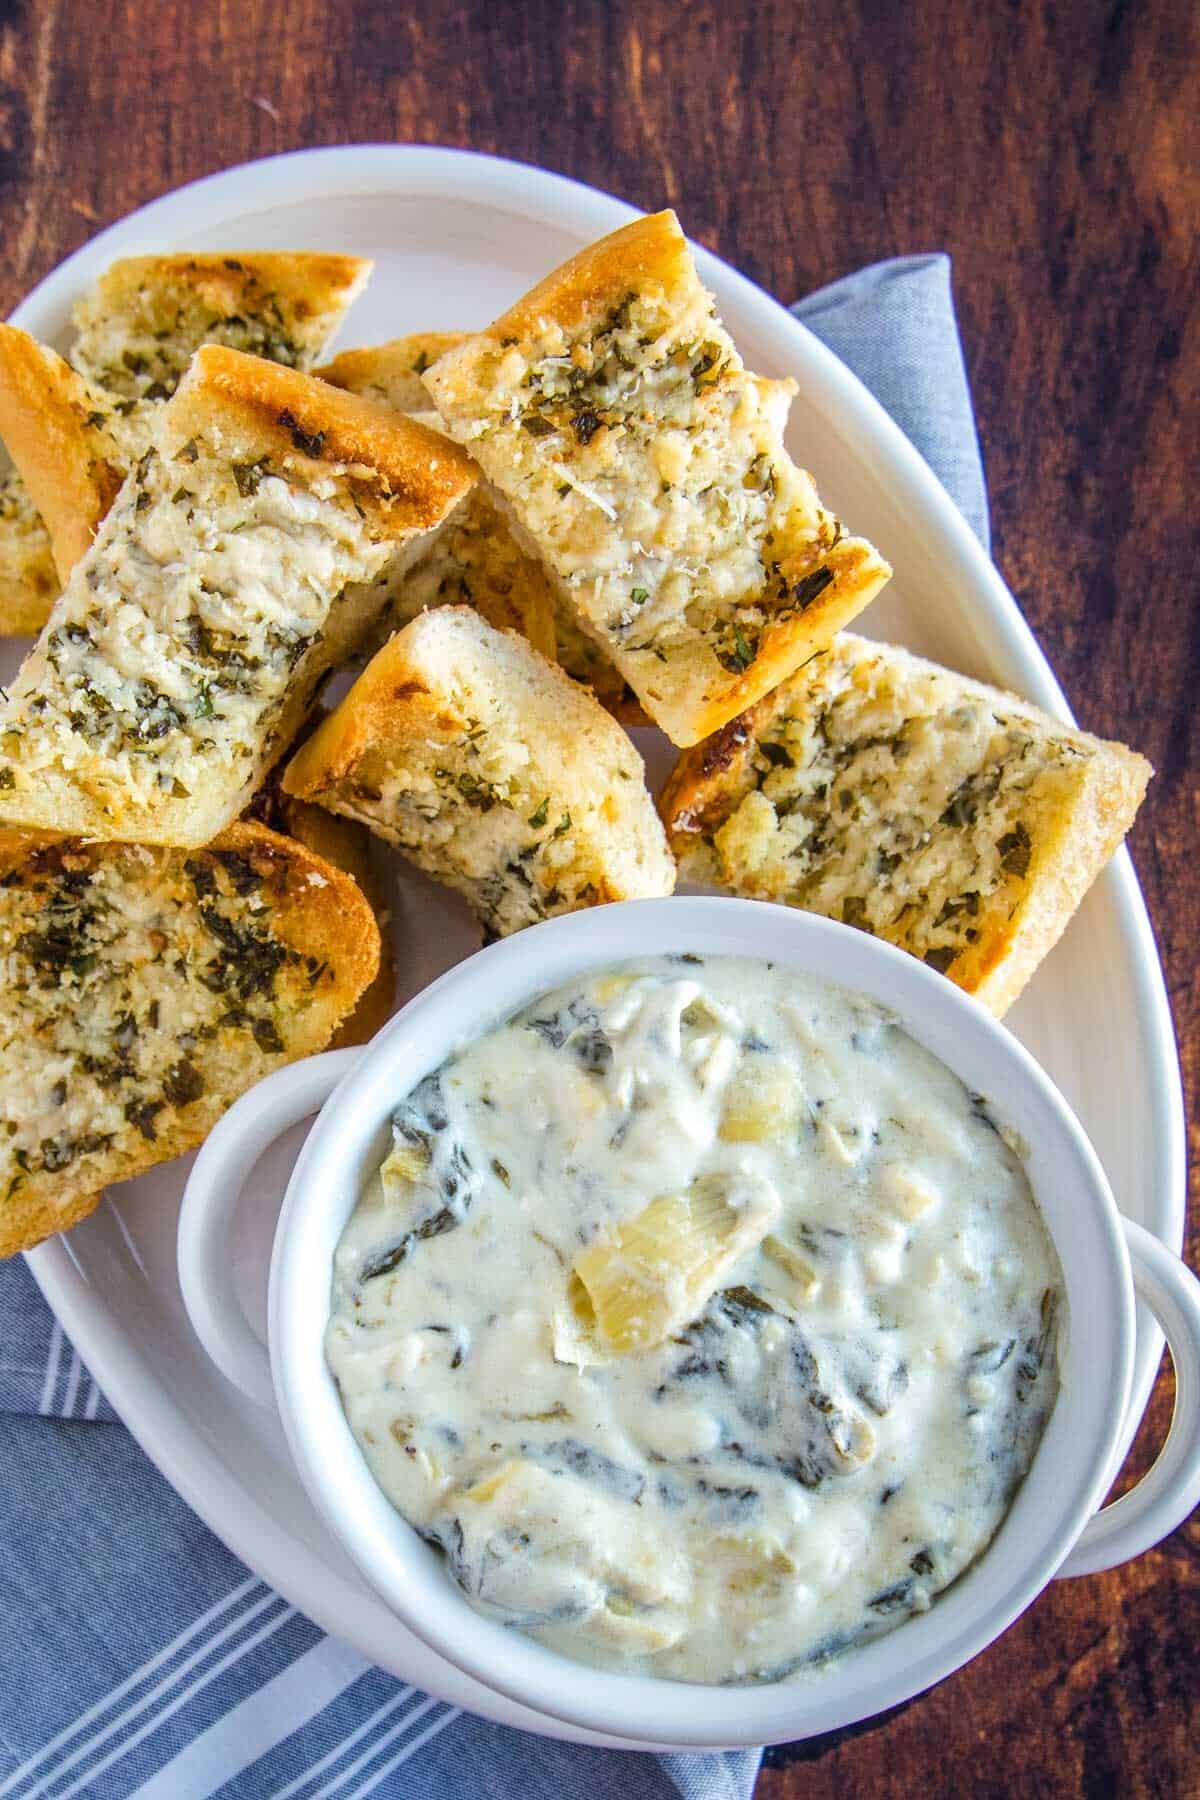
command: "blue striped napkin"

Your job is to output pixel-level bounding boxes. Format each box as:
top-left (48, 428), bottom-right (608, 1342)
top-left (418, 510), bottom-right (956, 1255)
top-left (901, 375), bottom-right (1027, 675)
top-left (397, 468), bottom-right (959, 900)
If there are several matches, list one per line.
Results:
top-left (0, 252), bottom-right (987, 1798)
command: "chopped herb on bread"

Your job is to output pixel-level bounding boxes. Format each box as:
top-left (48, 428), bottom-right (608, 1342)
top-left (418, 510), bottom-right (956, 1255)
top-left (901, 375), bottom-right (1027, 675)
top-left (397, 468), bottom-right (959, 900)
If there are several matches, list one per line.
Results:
top-left (325, 340), bottom-right (644, 717)
top-left (0, 346), bottom-right (477, 846)
top-left (71, 252), bottom-right (371, 401)
top-left (423, 211), bottom-right (892, 745)
top-left (322, 344), bottom-right (557, 647)
top-left (660, 633), bottom-right (1151, 1014)
top-left (282, 606), bottom-right (676, 936)
top-left (0, 253), bottom-right (370, 637)
top-left (0, 820), bottom-right (380, 1257)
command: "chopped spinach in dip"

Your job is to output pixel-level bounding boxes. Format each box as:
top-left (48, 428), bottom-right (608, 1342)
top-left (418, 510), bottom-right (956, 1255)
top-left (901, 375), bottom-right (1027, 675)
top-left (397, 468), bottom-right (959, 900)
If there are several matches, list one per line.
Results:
top-left (327, 955), bottom-right (1062, 1684)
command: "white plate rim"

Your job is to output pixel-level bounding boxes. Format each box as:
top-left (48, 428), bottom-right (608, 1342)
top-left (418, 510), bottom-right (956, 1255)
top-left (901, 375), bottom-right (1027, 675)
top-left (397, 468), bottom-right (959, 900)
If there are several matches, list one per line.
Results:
top-left (15, 142), bottom-right (1186, 1749)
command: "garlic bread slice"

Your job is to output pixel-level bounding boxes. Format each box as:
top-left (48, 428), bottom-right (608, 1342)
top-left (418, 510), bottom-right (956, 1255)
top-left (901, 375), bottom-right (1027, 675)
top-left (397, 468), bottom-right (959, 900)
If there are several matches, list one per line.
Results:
top-left (423, 211), bottom-right (892, 745)
top-left (70, 252), bottom-right (371, 401)
top-left (283, 606), bottom-right (675, 937)
top-left (0, 820), bottom-right (380, 1257)
top-left (0, 252), bottom-right (370, 637)
top-left (660, 633), bottom-right (1151, 1015)
top-left (0, 346), bottom-right (477, 845)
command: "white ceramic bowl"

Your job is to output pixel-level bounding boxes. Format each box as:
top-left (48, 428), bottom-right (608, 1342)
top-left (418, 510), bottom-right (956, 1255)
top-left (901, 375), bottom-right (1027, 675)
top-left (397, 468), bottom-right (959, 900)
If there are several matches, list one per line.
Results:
top-left (179, 899), bottom-right (1200, 1748)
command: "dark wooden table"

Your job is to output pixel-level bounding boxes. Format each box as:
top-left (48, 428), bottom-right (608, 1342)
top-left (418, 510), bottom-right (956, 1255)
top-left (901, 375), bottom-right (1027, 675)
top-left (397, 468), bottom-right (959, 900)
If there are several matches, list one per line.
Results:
top-left (1, 0), bottom-right (1195, 1791)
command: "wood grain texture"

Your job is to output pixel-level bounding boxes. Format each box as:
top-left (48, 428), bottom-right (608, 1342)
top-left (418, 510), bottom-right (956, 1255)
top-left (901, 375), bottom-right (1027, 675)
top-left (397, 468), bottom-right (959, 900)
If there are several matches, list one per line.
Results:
top-left (0, 0), bottom-right (1196, 1791)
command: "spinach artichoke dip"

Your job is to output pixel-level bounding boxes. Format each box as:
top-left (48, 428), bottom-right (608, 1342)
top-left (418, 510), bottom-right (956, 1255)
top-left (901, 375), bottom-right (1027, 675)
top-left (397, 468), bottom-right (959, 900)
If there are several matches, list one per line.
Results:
top-left (326, 956), bottom-right (1062, 1685)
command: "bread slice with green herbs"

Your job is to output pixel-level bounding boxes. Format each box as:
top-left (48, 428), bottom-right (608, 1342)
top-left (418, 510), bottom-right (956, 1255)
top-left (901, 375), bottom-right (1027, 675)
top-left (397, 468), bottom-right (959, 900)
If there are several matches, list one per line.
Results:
top-left (0, 820), bottom-right (380, 1258)
top-left (422, 210), bottom-right (892, 745)
top-left (283, 606), bottom-right (676, 936)
top-left (70, 252), bottom-right (371, 402)
top-left (660, 633), bottom-right (1151, 1014)
top-left (0, 252), bottom-right (370, 636)
top-left (0, 345), bottom-right (477, 846)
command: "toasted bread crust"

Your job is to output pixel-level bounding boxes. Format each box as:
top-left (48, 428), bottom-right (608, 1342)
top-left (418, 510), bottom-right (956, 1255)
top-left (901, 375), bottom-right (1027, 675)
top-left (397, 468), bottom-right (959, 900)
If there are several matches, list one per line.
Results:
top-left (170, 346), bottom-right (477, 532)
top-left (282, 634), bottom-right (449, 794)
top-left (0, 325), bottom-right (123, 580)
top-left (76, 253), bottom-right (370, 332)
top-left (490, 211), bottom-right (693, 340)
top-left (660, 712), bottom-right (754, 826)
top-left (0, 819), bottom-right (380, 1257)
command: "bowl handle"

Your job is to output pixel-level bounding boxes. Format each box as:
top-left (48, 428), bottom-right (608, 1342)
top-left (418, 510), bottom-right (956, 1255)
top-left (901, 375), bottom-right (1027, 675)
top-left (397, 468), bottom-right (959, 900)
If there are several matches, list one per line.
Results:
top-left (1056, 1217), bottom-right (1200, 1578)
top-left (177, 1050), bottom-right (363, 1408)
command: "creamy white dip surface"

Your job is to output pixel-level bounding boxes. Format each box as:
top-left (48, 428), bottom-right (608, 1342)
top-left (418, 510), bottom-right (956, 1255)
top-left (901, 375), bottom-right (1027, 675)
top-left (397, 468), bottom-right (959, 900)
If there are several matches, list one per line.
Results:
top-left (326, 955), bottom-right (1062, 1685)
